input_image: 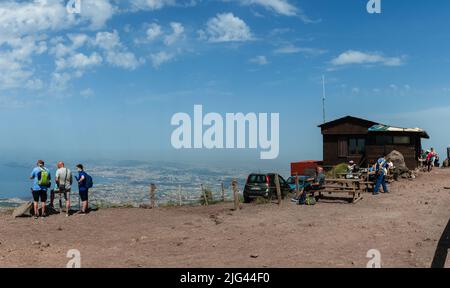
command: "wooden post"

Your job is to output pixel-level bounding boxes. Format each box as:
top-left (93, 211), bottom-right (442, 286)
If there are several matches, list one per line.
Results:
top-left (274, 174), bottom-right (282, 206)
top-left (295, 173), bottom-right (299, 194)
top-left (232, 179), bottom-right (239, 211)
top-left (201, 184), bottom-right (209, 206)
top-left (221, 182), bottom-right (225, 202)
top-left (178, 185), bottom-right (182, 206)
top-left (150, 184), bottom-right (157, 208)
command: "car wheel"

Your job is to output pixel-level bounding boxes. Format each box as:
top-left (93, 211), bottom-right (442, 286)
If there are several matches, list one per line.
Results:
top-left (244, 196), bottom-right (252, 203)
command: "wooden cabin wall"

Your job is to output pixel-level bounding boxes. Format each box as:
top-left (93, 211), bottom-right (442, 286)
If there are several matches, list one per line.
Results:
top-left (365, 134), bottom-right (420, 169)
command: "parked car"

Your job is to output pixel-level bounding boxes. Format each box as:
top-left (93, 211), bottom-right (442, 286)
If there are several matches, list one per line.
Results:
top-left (286, 175), bottom-right (312, 191)
top-left (243, 173), bottom-right (292, 203)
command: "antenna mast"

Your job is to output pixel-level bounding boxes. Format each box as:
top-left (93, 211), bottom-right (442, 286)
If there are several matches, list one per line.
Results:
top-left (322, 75), bottom-right (326, 124)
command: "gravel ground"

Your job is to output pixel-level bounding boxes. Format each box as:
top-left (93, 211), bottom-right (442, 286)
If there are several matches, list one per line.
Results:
top-left (0, 169), bottom-right (449, 268)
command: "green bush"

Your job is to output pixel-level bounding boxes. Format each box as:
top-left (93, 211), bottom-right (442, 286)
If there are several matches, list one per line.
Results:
top-left (326, 163), bottom-right (348, 178)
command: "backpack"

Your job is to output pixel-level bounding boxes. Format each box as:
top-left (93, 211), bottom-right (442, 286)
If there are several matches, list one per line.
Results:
top-left (38, 168), bottom-right (51, 187)
top-left (85, 173), bottom-right (93, 189)
top-left (305, 196), bottom-right (316, 206)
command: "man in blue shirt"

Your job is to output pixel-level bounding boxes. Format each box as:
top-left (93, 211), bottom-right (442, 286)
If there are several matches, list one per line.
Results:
top-left (30, 160), bottom-right (51, 218)
top-left (75, 164), bottom-right (89, 214)
top-left (373, 157), bottom-right (389, 195)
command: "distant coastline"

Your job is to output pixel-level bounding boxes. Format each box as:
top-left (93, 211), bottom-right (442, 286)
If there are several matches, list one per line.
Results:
top-left (0, 160), bottom-right (289, 209)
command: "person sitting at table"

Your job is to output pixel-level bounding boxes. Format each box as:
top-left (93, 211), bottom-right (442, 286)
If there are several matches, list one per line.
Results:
top-left (291, 166), bottom-right (325, 205)
top-left (346, 160), bottom-right (357, 179)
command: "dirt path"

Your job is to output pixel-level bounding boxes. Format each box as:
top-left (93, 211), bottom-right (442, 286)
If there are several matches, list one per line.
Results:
top-left (1, 169), bottom-right (449, 268)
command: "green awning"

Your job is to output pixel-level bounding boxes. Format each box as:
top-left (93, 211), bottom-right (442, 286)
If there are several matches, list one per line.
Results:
top-left (368, 124), bottom-right (429, 138)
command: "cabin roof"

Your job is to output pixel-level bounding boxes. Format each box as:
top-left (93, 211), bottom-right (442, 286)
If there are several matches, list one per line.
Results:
top-left (368, 124), bottom-right (430, 139)
top-left (319, 116), bottom-right (430, 139)
top-left (318, 116), bottom-right (379, 129)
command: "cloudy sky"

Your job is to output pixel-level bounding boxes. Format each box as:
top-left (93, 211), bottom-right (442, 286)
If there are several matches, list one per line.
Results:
top-left (0, 0), bottom-right (449, 165)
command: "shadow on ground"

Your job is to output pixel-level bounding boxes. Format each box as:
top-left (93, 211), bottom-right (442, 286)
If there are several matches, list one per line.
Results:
top-left (431, 218), bottom-right (450, 268)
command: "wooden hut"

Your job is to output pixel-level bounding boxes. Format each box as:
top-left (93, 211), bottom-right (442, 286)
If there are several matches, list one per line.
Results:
top-left (319, 116), bottom-right (429, 169)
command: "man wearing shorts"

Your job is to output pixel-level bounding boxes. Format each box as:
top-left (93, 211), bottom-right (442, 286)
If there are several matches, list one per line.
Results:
top-left (52, 161), bottom-right (73, 217)
top-left (75, 164), bottom-right (89, 214)
top-left (30, 160), bottom-right (51, 219)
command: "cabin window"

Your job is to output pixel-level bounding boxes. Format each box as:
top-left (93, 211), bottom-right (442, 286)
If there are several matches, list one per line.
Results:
top-left (393, 136), bottom-right (411, 145)
top-left (348, 138), bottom-right (365, 155)
top-left (338, 138), bottom-right (348, 157)
top-left (375, 135), bottom-right (393, 145)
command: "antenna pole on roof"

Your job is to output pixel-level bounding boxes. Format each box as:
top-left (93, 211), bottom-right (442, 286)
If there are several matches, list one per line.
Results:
top-left (322, 75), bottom-right (326, 124)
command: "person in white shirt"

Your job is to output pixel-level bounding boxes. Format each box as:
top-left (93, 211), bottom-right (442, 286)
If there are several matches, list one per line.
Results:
top-left (51, 161), bottom-right (73, 217)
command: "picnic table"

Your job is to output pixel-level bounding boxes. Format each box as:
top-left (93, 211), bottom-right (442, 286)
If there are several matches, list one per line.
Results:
top-left (336, 171), bottom-right (380, 191)
top-left (311, 178), bottom-right (364, 203)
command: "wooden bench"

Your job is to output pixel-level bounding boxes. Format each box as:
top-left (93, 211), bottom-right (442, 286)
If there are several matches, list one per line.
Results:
top-left (311, 179), bottom-right (363, 204)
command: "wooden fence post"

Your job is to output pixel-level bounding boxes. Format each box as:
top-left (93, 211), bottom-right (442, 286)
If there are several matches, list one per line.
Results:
top-left (232, 179), bottom-right (239, 211)
top-left (150, 184), bottom-right (157, 208)
top-left (221, 182), bottom-right (225, 202)
top-left (178, 185), bottom-right (182, 206)
top-left (274, 174), bottom-right (282, 206)
top-left (201, 184), bottom-right (209, 206)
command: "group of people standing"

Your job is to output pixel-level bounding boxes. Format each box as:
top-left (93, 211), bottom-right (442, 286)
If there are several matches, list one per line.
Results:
top-left (29, 160), bottom-right (92, 219)
top-left (420, 148), bottom-right (439, 172)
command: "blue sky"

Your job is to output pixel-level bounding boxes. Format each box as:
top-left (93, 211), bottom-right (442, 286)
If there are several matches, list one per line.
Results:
top-left (0, 0), bottom-right (449, 166)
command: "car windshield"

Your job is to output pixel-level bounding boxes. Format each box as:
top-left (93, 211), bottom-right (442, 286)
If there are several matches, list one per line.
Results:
top-left (248, 175), bottom-right (267, 184)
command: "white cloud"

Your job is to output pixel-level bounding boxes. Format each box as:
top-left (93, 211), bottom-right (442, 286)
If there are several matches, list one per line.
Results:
top-left (331, 50), bottom-right (404, 67)
top-left (130, 0), bottom-right (176, 10)
top-left (0, 0), bottom-right (115, 91)
top-left (50, 34), bottom-right (89, 58)
top-left (26, 78), bottom-right (44, 90)
top-left (249, 55), bottom-right (268, 65)
top-left (80, 88), bottom-right (95, 98)
top-left (151, 51), bottom-right (174, 67)
top-left (0, 55), bottom-right (33, 89)
top-left (51, 71), bottom-right (81, 91)
top-left (164, 22), bottom-right (185, 46)
top-left (146, 23), bottom-right (163, 41)
top-left (352, 87), bottom-right (360, 94)
top-left (93, 30), bottom-right (144, 70)
top-left (0, 0), bottom-right (69, 40)
top-left (241, 0), bottom-right (298, 16)
top-left (0, 36), bottom-right (48, 89)
top-left (274, 44), bottom-right (327, 56)
top-left (105, 51), bottom-right (144, 70)
top-left (81, 0), bottom-right (115, 30)
top-left (56, 52), bottom-right (103, 71)
top-left (239, 0), bottom-right (317, 22)
top-left (0, 0), bottom-right (114, 42)
top-left (93, 30), bottom-right (122, 51)
top-left (202, 13), bottom-right (253, 43)
top-left (130, 0), bottom-right (198, 11)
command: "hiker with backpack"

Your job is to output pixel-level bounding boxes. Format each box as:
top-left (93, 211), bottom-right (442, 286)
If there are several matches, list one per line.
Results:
top-left (373, 156), bottom-right (389, 195)
top-left (75, 164), bottom-right (93, 214)
top-left (51, 161), bottom-right (73, 217)
top-left (29, 160), bottom-right (51, 219)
